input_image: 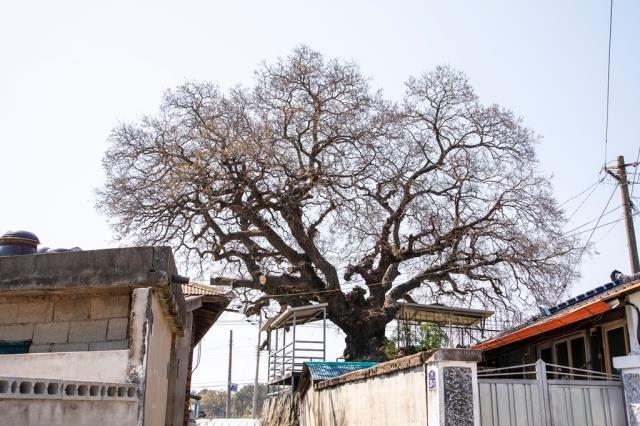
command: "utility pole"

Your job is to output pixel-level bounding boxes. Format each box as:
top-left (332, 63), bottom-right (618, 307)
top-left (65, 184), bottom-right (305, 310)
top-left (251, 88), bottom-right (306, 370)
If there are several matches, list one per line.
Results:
top-left (226, 329), bottom-right (233, 418)
top-left (252, 314), bottom-right (262, 419)
top-left (611, 155), bottom-right (640, 274)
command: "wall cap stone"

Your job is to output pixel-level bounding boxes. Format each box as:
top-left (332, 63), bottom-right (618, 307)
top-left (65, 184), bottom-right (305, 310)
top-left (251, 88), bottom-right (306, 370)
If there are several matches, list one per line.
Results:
top-left (311, 349), bottom-right (481, 392)
top-left (613, 354), bottom-right (640, 370)
top-left (427, 348), bottom-right (482, 363)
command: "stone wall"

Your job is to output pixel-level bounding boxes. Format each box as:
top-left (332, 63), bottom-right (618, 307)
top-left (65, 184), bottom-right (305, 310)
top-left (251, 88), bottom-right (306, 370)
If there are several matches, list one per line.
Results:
top-left (262, 392), bottom-right (296, 426)
top-left (0, 293), bottom-right (130, 352)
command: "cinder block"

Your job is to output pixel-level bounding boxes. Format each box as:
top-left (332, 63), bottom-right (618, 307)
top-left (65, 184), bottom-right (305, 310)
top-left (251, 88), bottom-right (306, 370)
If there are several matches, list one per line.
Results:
top-left (17, 300), bottom-right (54, 323)
top-left (89, 340), bottom-right (128, 351)
top-left (29, 344), bottom-right (53, 353)
top-left (107, 318), bottom-right (128, 341)
top-left (50, 342), bottom-right (89, 352)
top-left (90, 295), bottom-right (130, 319)
top-left (0, 324), bottom-right (34, 341)
top-left (0, 304), bottom-right (19, 325)
top-left (32, 322), bottom-right (70, 344)
top-left (68, 320), bottom-right (108, 343)
top-left (53, 298), bottom-right (91, 321)
top-left (0, 296), bottom-right (29, 305)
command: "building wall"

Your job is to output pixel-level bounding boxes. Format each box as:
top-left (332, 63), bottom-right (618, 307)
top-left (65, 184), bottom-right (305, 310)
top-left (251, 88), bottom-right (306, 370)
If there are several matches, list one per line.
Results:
top-left (143, 291), bottom-right (173, 426)
top-left (167, 310), bottom-right (194, 426)
top-left (300, 365), bottom-right (427, 426)
top-left (0, 399), bottom-right (138, 426)
top-left (0, 293), bottom-right (130, 352)
top-left (0, 350), bottom-right (129, 382)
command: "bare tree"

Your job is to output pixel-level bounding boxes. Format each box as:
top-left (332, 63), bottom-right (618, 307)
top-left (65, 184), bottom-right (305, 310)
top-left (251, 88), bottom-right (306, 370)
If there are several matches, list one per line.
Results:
top-left (99, 46), bottom-right (580, 360)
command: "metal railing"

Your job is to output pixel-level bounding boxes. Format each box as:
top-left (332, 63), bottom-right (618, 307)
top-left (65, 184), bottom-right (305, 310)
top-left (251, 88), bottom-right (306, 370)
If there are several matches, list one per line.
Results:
top-left (267, 339), bottom-right (325, 384)
top-left (266, 306), bottom-right (327, 398)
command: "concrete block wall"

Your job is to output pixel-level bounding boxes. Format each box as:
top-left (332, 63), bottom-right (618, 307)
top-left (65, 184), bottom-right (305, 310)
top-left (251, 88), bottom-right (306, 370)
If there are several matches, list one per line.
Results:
top-left (0, 294), bottom-right (130, 353)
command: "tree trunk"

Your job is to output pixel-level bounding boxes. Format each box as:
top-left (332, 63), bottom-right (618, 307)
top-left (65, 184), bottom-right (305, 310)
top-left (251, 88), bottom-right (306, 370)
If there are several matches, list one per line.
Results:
top-left (343, 324), bottom-right (387, 361)
top-left (338, 312), bottom-right (390, 362)
top-left (325, 287), bottom-right (394, 361)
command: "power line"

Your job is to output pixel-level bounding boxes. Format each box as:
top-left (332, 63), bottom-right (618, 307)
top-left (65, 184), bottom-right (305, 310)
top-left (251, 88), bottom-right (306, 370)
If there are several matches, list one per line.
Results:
top-left (558, 178), bottom-right (603, 208)
top-left (569, 185), bottom-right (619, 281)
top-left (631, 146), bottom-right (640, 197)
top-left (563, 179), bottom-right (604, 223)
top-left (595, 219), bottom-right (621, 243)
top-left (564, 204), bottom-right (622, 235)
top-left (569, 215), bottom-right (627, 237)
top-left (603, 0), bottom-right (614, 166)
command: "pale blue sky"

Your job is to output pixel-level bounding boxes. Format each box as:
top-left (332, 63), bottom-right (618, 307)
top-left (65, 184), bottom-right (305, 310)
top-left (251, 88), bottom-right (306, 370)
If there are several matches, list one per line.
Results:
top-left (1, 0), bottom-right (639, 390)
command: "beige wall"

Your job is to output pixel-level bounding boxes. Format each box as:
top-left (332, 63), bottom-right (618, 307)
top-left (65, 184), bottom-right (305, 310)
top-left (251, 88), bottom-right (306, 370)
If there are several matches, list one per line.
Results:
top-left (143, 291), bottom-right (173, 426)
top-left (0, 284), bottom-right (186, 426)
top-left (0, 350), bottom-right (129, 382)
top-left (300, 365), bottom-right (427, 426)
top-left (168, 310), bottom-right (194, 426)
top-left (0, 293), bottom-right (130, 352)
top-left (0, 399), bottom-right (137, 426)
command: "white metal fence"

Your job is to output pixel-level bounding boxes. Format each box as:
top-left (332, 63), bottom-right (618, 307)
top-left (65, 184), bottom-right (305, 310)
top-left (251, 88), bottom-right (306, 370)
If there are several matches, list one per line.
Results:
top-left (478, 360), bottom-right (625, 426)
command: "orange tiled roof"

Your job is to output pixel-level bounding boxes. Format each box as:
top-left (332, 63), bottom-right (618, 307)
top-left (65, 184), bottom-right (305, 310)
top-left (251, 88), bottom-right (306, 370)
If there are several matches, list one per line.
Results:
top-left (181, 282), bottom-right (231, 297)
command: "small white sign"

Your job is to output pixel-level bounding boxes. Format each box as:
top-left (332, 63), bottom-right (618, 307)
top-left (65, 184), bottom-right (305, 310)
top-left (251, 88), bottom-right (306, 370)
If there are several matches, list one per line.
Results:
top-left (428, 369), bottom-right (437, 391)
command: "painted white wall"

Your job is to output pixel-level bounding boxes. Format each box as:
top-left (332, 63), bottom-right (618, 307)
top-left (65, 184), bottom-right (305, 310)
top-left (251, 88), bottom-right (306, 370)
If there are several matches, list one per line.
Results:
top-left (143, 291), bottom-right (173, 426)
top-left (0, 350), bottom-right (129, 382)
top-left (301, 365), bottom-right (427, 426)
top-left (0, 399), bottom-right (137, 426)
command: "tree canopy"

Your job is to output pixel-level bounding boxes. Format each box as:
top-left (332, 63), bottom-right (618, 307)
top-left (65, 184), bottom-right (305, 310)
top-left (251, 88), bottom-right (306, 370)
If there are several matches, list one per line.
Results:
top-left (99, 46), bottom-right (580, 359)
top-left (197, 384), bottom-right (266, 419)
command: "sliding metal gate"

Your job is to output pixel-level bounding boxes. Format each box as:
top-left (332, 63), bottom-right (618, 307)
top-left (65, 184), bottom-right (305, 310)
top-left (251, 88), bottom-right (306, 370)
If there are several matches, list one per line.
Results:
top-left (478, 360), bottom-right (625, 426)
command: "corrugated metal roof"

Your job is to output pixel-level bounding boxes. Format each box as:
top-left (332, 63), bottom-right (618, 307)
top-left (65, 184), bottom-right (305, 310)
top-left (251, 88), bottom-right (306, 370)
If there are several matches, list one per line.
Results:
top-left (305, 361), bottom-right (378, 381)
top-left (262, 303), bottom-right (327, 331)
top-left (396, 302), bottom-right (492, 325)
top-left (181, 282), bottom-right (230, 297)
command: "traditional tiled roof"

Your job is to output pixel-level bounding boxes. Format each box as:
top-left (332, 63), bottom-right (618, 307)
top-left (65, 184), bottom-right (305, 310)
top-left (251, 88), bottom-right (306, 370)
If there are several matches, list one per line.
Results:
top-left (180, 282), bottom-right (232, 344)
top-left (181, 282), bottom-right (231, 297)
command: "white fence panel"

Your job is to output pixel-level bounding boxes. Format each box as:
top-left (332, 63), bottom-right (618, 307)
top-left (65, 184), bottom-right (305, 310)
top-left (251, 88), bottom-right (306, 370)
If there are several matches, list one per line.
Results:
top-left (479, 380), bottom-right (543, 426)
top-left (478, 361), bottom-right (625, 426)
top-left (548, 380), bottom-right (625, 426)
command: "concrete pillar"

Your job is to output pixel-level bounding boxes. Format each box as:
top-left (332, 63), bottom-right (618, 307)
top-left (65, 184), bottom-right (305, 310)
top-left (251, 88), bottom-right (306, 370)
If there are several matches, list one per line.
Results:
top-left (127, 288), bottom-right (152, 426)
top-left (425, 349), bottom-right (482, 426)
top-left (613, 355), bottom-right (640, 425)
top-left (625, 292), bottom-right (640, 355)
top-left (613, 291), bottom-right (640, 424)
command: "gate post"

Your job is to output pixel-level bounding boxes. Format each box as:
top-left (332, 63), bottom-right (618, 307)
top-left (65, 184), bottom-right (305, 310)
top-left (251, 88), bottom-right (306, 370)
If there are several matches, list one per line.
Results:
top-left (535, 360), bottom-right (551, 426)
top-left (614, 289), bottom-right (640, 424)
top-left (613, 355), bottom-right (640, 424)
top-left (425, 349), bottom-right (482, 426)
